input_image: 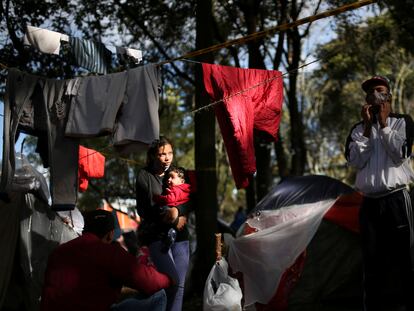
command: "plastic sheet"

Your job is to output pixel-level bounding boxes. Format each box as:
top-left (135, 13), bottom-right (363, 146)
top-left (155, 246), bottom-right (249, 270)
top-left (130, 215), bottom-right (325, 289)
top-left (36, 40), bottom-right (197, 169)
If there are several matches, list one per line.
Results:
top-left (11, 153), bottom-right (50, 203)
top-left (228, 175), bottom-right (355, 307)
top-left (251, 175), bottom-right (354, 214)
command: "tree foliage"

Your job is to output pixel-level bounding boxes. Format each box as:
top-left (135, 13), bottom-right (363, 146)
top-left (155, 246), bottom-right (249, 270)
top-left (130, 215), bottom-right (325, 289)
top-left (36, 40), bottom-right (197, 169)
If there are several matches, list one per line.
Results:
top-left (383, 0), bottom-right (414, 53)
top-left (307, 13), bottom-right (414, 183)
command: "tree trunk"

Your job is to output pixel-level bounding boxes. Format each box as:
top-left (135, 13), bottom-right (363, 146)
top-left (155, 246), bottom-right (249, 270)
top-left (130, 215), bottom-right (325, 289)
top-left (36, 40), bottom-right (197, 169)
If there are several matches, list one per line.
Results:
top-left (275, 132), bottom-right (289, 178)
top-left (240, 0), bottom-right (273, 204)
top-left (273, 0), bottom-right (289, 180)
top-left (192, 0), bottom-right (218, 294)
top-left (255, 138), bottom-right (272, 200)
top-left (286, 2), bottom-right (306, 176)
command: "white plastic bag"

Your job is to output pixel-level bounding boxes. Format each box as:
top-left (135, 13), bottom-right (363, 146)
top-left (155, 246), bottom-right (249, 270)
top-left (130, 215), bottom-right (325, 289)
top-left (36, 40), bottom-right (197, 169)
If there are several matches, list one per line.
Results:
top-left (203, 258), bottom-right (242, 311)
top-left (11, 153), bottom-right (50, 202)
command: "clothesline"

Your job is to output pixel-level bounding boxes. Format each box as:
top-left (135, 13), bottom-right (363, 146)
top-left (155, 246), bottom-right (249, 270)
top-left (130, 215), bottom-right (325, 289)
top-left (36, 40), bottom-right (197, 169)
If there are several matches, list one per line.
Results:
top-left (0, 48), bottom-right (346, 167)
top-left (10, 0), bottom-right (378, 73)
top-left (187, 58), bottom-right (321, 115)
top-left (155, 0), bottom-right (377, 66)
top-left (0, 0), bottom-right (378, 117)
top-left (0, 55), bottom-right (319, 117)
top-left (0, 0), bottom-right (380, 80)
top-left (16, 55), bottom-right (318, 167)
top-left (24, 25), bottom-right (143, 56)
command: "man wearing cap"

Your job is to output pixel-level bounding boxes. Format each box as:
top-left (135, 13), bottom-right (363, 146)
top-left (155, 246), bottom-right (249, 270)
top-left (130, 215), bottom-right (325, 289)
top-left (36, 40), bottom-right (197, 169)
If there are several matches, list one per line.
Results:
top-left (41, 209), bottom-right (172, 311)
top-left (345, 76), bottom-right (414, 310)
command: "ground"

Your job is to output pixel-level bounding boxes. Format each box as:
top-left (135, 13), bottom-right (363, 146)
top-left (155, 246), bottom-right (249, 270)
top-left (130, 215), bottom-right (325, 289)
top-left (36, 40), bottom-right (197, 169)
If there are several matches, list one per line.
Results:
top-left (183, 294), bottom-right (203, 310)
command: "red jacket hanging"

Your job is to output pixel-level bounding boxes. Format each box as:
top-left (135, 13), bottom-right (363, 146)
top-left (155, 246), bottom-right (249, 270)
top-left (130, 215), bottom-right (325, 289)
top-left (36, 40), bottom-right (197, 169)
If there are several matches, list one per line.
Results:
top-left (202, 63), bottom-right (283, 189)
top-left (78, 146), bottom-right (105, 192)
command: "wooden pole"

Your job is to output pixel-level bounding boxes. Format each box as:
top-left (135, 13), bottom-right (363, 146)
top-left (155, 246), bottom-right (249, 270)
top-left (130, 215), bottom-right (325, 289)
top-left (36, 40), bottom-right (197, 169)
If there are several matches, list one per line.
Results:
top-left (215, 233), bottom-right (222, 261)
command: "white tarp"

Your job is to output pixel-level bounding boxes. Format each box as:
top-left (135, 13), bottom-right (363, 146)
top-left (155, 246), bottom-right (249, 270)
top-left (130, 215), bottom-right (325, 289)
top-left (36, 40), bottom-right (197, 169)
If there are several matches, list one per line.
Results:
top-left (228, 199), bottom-right (336, 306)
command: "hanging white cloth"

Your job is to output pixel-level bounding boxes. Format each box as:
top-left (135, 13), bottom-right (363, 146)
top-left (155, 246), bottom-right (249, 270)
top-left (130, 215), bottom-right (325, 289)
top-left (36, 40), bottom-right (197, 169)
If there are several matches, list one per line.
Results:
top-left (23, 25), bottom-right (64, 55)
top-left (116, 46), bottom-right (143, 63)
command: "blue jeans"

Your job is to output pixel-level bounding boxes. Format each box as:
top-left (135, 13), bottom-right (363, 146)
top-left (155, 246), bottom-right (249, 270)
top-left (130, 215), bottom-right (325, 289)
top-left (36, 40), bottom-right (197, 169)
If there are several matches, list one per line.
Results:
top-left (111, 289), bottom-right (167, 311)
top-left (149, 240), bottom-right (190, 311)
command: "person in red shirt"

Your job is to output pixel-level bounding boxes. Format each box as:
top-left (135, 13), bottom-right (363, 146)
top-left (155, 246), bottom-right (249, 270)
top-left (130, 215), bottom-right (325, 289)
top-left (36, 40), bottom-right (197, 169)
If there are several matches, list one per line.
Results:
top-left (40, 209), bottom-right (172, 311)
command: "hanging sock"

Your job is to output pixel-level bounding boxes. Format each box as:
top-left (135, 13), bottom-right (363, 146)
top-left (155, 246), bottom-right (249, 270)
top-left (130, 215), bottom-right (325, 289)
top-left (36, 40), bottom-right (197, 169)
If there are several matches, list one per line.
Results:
top-left (23, 25), bottom-right (64, 55)
top-left (202, 63), bottom-right (283, 189)
top-left (69, 37), bottom-right (112, 74)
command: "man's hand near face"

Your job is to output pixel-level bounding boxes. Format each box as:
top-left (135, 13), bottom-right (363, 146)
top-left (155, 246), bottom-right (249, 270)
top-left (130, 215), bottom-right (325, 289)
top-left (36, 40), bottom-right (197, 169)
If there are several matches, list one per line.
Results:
top-left (361, 104), bottom-right (373, 137)
top-left (378, 101), bottom-right (391, 128)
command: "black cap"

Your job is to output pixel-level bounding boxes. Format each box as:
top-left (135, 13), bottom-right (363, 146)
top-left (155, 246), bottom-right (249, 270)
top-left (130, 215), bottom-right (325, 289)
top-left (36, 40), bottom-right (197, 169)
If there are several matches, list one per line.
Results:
top-left (83, 209), bottom-right (115, 238)
top-left (361, 75), bottom-right (390, 93)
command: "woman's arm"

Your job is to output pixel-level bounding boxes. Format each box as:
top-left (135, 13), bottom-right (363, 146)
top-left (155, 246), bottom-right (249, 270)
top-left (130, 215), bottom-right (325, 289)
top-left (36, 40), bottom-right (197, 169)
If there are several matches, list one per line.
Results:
top-left (136, 169), bottom-right (163, 220)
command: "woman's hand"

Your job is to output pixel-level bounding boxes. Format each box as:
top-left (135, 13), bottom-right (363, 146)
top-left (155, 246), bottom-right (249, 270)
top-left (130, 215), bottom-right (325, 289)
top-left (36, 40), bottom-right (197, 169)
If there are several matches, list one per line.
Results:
top-left (162, 207), bottom-right (179, 224)
top-left (176, 216), bottom-right (187, 231)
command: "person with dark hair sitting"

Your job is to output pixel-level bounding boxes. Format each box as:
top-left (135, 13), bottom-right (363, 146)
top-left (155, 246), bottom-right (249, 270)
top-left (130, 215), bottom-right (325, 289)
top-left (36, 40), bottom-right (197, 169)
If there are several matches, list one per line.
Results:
top-left (41, 209), bottom-right (172, 311)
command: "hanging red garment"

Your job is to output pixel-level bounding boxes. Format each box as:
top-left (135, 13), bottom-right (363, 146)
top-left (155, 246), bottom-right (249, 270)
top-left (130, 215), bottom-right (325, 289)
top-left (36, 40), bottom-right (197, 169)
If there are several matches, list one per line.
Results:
top-left (202, 63), bottom-right (283, 188)
top-left (78, 146), bottom-right (105, 192)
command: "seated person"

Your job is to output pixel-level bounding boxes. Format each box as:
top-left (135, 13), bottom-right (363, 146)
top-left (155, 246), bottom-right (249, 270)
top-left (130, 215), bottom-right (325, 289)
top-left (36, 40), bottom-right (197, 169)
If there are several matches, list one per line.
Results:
top-left (41, 209), bottom-right (172, 311)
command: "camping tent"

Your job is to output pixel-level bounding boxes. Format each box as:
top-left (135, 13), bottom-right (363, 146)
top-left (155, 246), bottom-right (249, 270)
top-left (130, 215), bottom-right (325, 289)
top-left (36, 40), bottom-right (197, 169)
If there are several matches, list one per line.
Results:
top-left (228, 175), bottom-right (363, 311)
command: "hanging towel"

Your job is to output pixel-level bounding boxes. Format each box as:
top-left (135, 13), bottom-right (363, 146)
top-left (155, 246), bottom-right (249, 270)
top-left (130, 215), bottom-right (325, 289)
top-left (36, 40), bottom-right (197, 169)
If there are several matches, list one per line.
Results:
top-left (202, 63), bottom-right (283, 189)
top-left (69, 37), bottom-right (112, 74)
top-left (78, 145), bottom-right (105, 192)
top-left (116, 46), bottom-right (143, 63)
top-left (23, 25), bottom-right (63, 55)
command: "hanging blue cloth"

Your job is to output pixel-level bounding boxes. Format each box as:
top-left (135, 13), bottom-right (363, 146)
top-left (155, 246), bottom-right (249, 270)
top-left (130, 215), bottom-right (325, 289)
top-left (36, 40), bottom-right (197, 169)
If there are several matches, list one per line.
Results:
top-left (69, 37), bottom-right (112, 74)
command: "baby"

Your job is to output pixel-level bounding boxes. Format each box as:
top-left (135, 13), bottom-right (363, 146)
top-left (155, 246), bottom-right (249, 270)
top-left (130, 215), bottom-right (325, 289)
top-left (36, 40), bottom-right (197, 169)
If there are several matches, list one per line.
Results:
top-left (153, 166), bottom-right (191, 251)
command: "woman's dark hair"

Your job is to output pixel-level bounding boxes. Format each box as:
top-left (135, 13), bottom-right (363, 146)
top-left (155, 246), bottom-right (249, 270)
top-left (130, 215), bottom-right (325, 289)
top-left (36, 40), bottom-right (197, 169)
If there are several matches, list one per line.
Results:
top-left (146, 136), bottom-right (174, 166)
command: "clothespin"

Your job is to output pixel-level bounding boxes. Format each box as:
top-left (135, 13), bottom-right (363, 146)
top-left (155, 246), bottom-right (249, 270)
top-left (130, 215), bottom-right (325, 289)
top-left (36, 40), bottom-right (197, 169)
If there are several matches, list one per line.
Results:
top-left (215, 233), bottom-right (222, 263)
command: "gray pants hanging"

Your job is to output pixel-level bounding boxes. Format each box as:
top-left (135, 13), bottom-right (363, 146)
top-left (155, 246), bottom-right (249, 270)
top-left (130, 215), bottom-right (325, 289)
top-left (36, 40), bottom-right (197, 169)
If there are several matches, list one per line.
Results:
top-left (1, 68), bottom-right (79, 211)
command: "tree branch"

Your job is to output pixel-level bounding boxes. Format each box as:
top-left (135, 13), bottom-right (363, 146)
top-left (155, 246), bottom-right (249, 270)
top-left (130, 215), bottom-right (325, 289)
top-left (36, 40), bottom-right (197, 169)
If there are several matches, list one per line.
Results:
top-left (4, 0), bottom-right (28, 64)
top-left (118, 1), bottom-right (195, 86)
top-left (212, 14), bottom-right (240, 67)
top-left (273, 0), bottom-right (288, 70)
top-left (300, 0), bottom-right (323, 39)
